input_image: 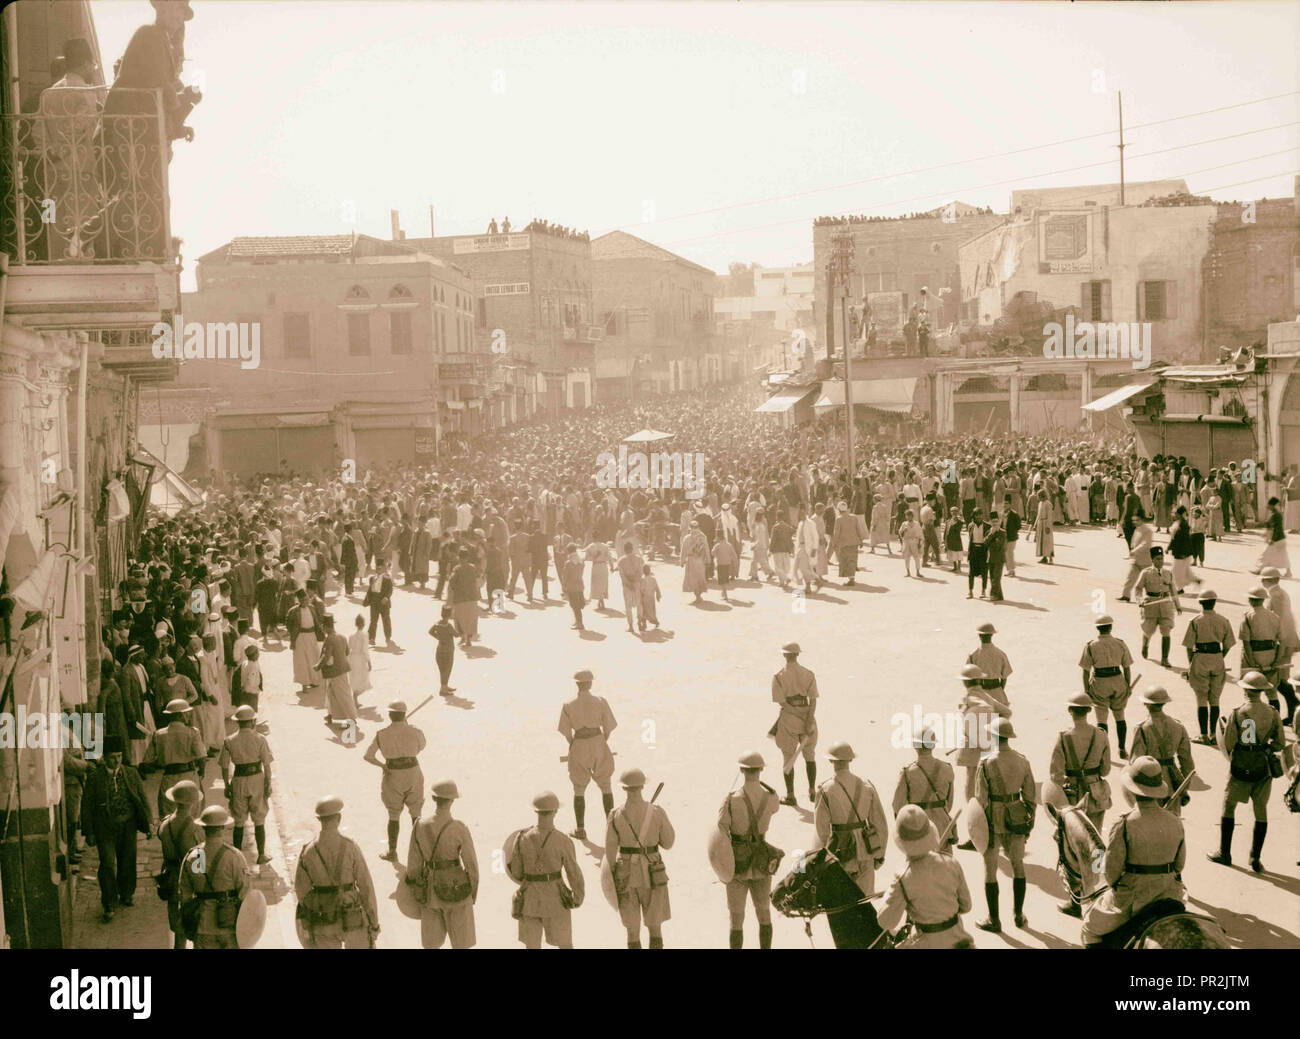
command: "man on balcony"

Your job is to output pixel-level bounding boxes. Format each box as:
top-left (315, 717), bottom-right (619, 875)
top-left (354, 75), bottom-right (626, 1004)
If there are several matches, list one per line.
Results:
top-left (36, 38), bottom-right (103, 259)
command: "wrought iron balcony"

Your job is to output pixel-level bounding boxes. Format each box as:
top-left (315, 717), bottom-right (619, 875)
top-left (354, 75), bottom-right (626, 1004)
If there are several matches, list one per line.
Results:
top-left (2, 89), bottom-right (173, 265)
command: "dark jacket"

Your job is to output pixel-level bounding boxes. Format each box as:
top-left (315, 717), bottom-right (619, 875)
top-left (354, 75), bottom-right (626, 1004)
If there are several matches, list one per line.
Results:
top-left (81, 761), bottom-right (153, 836)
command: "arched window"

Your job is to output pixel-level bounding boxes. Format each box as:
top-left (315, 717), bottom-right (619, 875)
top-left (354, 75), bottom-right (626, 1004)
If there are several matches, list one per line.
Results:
top-left (389, 284), bottom-right (414, 300)
top-left (344, 284), bottom-right (370, 302)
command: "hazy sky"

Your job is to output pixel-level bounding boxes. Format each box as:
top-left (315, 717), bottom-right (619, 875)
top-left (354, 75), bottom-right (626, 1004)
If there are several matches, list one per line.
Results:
top-left (91, 1), bottom-right (1299, 289)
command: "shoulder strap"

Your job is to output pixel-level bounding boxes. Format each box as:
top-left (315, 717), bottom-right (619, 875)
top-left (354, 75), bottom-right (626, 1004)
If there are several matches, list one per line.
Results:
top-left (740, 787), bottom-right (762, 839)
top-left (204, 845), bottom-right (229, 893)
top-left (835, 777), bottom-right (871, 835)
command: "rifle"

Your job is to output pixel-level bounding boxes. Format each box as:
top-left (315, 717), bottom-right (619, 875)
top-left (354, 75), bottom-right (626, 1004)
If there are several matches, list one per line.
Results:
top-left (1163, 769), bottom-right (1196, 810)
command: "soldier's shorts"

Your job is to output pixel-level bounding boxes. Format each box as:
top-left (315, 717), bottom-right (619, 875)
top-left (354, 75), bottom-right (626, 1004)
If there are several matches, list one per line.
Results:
top-left (774, 721), bottom-right (818, 770)
top-left (519, 911), bottom-right (572, 948)
top-left (1187, 657), bottom-right (1226, 700)
top-left (985, 832), bottom-right (1027, 859)
top-left (618, 884), bottom-right (671, 929)
top-left (193, 931), bottom-right (238, 950)
top-left (421, 903), bottom-right (476, 949)
top-left (230, 776), bottom-right (269, 825)
top-left (298, 923), bottom-right (371, 949)
top-left (725, 877), bottom-right (773, 919)
top-left (1140, 601), bottom-right (1175, 636)
top-left (567, 739), bottom-right (614, 789)
top-left (1224, 775), bottom-right (1271, 816)
top-left (381, 768), bottom-right (425, 819)
top-left (1088, 676), bottom-right (1130, 713)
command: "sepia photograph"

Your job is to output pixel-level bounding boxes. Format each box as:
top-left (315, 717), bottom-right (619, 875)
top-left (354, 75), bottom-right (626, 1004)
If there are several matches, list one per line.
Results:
top-left (0, 0), bottom-right (1297, 1010)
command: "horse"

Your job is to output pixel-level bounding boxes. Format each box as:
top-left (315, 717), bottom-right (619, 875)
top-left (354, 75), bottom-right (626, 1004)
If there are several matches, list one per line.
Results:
top-left (1045, 795), bottom-right (1230, 949)
top-left (771, 848), bottom-right (902, 948)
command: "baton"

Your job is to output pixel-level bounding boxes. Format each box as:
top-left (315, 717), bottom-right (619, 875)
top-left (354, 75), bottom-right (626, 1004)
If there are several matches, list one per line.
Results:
top-left (404, 695), bottom-right (436, 721)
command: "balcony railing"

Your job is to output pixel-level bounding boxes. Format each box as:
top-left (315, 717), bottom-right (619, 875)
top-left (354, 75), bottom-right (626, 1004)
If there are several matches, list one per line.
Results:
top-left (2, 89), bottom-right (172, 265)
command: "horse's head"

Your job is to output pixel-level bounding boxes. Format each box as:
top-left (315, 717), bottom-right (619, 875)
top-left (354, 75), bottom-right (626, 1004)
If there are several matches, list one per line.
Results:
top-left (1048, 795), bottom-right (1106, 898)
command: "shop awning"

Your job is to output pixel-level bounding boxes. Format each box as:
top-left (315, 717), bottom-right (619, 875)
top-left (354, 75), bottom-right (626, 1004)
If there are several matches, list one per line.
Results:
top-left (814, 377), bottom-right (918, 413)
top-left (755, 386), bottom-right (818, 414)
top-left (1082, 381), bottom-right (1154, 412)
top-left (623, 428), bottom-right (674, 443)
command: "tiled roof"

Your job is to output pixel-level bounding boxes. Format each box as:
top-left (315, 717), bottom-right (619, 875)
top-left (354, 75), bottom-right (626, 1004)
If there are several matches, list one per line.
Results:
top-left (590, 231), bottom-right (715, 274)
top-left (225, 235), bottom-right (359, 258)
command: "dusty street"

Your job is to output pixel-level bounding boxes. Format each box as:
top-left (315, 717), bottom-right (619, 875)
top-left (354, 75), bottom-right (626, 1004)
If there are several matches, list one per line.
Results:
top-left (206, 522), bottom-right (1295, 950)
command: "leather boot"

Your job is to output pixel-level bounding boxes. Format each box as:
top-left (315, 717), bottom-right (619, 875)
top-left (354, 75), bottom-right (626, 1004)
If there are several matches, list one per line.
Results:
top-left (758, 923), bottom-right (773, 949)
top-left (976, 882), bottom-right (1001, 932)
top-left (1249, 821), bottom-right (1267, 873)
top-left (1160, 636), bottom-right (1171, 666)
top-left (1012, 876), bottom-right (1027, 928)
top-left (1207, 818), bottom-right (1234, 865)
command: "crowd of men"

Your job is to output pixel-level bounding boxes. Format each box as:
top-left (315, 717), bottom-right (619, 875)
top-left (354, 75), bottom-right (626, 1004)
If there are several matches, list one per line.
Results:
top-left (71, 381), bottom-right (1298, 948)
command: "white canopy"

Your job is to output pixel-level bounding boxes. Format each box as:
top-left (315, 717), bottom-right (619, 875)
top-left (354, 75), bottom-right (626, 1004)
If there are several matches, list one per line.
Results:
top-left (814, 377), bottom-right (918, 414)
top-left (622, 428), bottom-right (674, 443)
top-left (1081, 381), bottom-right (1154, 412)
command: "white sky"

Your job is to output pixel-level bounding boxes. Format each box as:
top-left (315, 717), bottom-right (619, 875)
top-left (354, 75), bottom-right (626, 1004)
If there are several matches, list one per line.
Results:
top-left (91, 0), bottom-right (1300, 290)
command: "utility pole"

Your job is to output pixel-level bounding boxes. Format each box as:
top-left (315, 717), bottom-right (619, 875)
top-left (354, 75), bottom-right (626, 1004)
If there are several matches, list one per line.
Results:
top-left (1117, 92), bottom-right (1126, 206)
top-left (831, 230), bottom-right (856, 477)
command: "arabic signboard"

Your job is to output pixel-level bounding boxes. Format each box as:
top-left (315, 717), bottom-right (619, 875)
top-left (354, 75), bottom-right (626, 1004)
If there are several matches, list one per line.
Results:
top-left (453, 233), bottom-right (531, 254)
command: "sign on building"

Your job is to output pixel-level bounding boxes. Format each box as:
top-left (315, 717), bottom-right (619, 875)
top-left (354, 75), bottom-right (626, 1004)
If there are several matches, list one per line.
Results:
top-left (867, 291), bottom-right (906, 336)
top-left (485, 282), bottom-right (531, 296)
top-left (453, 233), bottom-right (532, 254)
top-left (415, 431), bottom-right (436, 455)
top-left (1038, 210), bottom-right (1094, 273)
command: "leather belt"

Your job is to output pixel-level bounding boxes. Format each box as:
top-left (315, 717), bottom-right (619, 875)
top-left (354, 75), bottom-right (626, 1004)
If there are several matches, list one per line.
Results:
top-left (523, 871), bottom-right (560, 882)
top-left (915, 913), bottom-right (959, 933)
top-left (988, 794), bottom-right (1017, 803)
top-left (1126, 862), bottom-right (1176, 875)
top-left (1249, 640), bottom-right (1277, 651)
top-left (572, 728), bottom-right (602, 740)
top-left (163, 763), bottom-right (195, 775)
top-left (785, 695), bottom-right (809, 707)
top-left (1194, 642), bottom-right (1223, 654)
top-left (431, 858), bottom-right (461, 868)
top-left (232, 762), bottom-right (263, 777)
top-left (980, 679), bottom-right (1005, 689)
top-left (618, 846), bottom-right (659, 855)
top-left (385, 757), bottom-right (418, 770)
top-left (831, 822), bottom-right (865, 832)
top-left (1064, 767), bottom-right (1102, 778)
top-left (1092, 666), bottom-right (1122, 678)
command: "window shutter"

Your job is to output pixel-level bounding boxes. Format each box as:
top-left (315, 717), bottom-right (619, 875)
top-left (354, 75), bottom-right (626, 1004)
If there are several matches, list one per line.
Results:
top-left (1101, 280), bottom-right (1112, 321)
top-left (1164, 281), bottom-right (1178, 319)
top-left (1081, 282), bottom-right (1092, 321)
top-left (1136, 282), bottom-right (1145, 322)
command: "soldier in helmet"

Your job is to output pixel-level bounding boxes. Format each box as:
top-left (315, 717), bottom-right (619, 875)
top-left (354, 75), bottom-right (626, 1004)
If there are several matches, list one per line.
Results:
top-left (158, 779), bottom-right (204, 949)
top-left (877, 805), bottom-right (974, 949)
top-left (1183, 588), bottom-right (1236, 744)
top-left (954, 663), bottom-right (1009, 849)
top-left (1049, 691), bottom-right (1112, 832)
top-left (718, 751), bottom-right (781, 949)
top-left (1135, 545), bottom-right (1180, 667)
top-left (974, 717), bottom-right (1036, 933)
top-left (219, 704), bottom-right (273, 865)
top-left (1239, 586), bottom-right (1283, 716)
top-left (1082, 757), bottom-right (1186, 948)
top-left (1079, 614), bottom-right (1134, 758)
top-left (143, 699), bottom-right (207, 817)
top-left (177, 804), bottom-right (249, 949)
top-left (814, 742), bottom-right (887, 896)
top-left (1128, 686), bottom-right (1193, 818)
top-left (1261, 567), bottom-right (1300, 723)
top-left (604, 768), bottom-right (675, 948)
top-left (557, 670), bottom-right (617, 840)
top-left (893, 726), bottom-right (956, 855)
top-left (967, 622), bottom-right (1012, 698)
top-left (294, 796), bottom-right (380, 948)
top-left (770, 642), bottom-right (819, 806)
top-left (406, 779), bottom-right (478, 949)
top-left (363, 699), bottom-right (427, 861)
top-left (505, 791), bottom-right (585, 949)
top-left (1208, 670), bottom-right (1284, 872)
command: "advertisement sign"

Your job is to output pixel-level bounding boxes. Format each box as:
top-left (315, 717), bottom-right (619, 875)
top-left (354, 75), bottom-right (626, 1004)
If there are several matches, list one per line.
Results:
top-left (1038, 210), bottom-right (1094, 273)
top-left (453, 233), bottom-right (531, 254)
top-left (484, 282), bottom-right (531, 296)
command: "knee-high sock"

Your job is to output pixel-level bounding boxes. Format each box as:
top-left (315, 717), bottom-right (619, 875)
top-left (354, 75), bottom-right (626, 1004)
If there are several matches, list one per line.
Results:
top-left (601, 792), bottom-right (614, 817)
top-left (1209, 705), bottom-right (1220, 735)
top-left (984, 882), bottom-right (1000, 923)
top-left (232, 827), bottom-right (245, 851)
top-left (1217, 818), bottom-right (1235, 859)
top-left (627, 940), bottom-right (642, 949)
top-left (729, 929), bottom-right (743, 950)
top-left (649, 935), bottom-right (664, 949)
top-left (1012, 877), bottom-right (1026, 917)
top-left (759, 923), bottom-right (773, 949)
top-left (783, 770), bottom-right (795, 797)
top-left (1160, 636), bottom-right (1171, 661)
top-left (573, 796), bottom-right (586, 831)
top-left (254, 825), bottom-right (266, 858)
top-left (1197, 706), bottom-right (1209, 736)
top-left (386, 820), bottom-right (399, 852)
top-left (1115, 720), bottom-right (1127, 752)
top-left (805, 761), bottom-right (817, 790)
top-left (1250, 821), bottom-right (1267, 862)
